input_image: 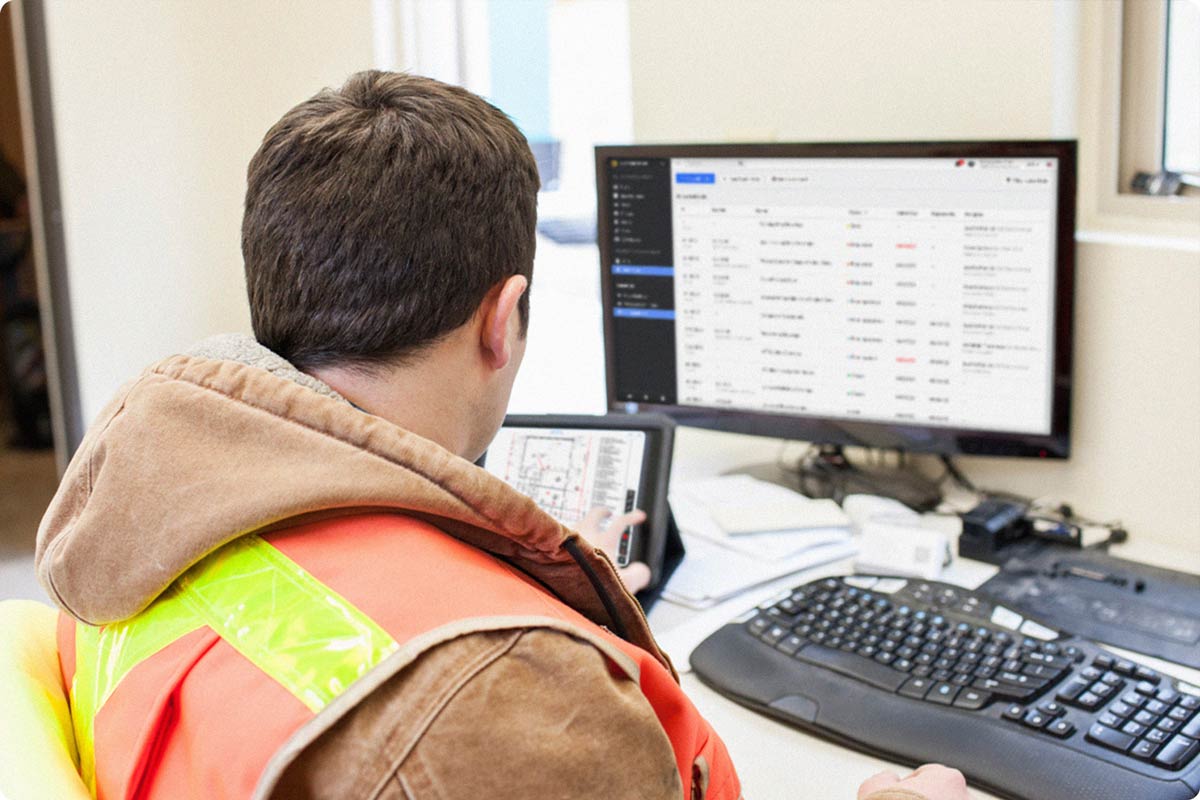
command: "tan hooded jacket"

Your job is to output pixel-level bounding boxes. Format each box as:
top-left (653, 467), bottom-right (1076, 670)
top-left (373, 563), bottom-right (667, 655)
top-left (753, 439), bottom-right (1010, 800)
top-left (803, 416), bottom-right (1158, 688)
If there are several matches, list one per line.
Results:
top-left (35, 335), bottom-right (927, 800)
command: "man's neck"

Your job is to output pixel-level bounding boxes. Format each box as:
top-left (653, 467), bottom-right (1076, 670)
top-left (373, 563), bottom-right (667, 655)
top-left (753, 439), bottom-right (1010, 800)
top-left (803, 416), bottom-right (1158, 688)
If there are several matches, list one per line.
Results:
top-left (307, 345), bottom-right (481, 459)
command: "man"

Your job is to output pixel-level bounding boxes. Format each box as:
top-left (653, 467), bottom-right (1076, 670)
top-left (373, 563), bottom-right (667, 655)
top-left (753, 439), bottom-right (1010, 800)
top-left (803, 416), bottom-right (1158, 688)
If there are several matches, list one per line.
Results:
top-left (36, 71), bottom-right (970, 799)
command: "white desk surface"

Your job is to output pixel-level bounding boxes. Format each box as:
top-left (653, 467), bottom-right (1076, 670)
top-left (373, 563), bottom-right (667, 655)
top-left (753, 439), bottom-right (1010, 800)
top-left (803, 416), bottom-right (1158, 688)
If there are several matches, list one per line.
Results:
top-left (649, 429), bottom-right (1200, 800)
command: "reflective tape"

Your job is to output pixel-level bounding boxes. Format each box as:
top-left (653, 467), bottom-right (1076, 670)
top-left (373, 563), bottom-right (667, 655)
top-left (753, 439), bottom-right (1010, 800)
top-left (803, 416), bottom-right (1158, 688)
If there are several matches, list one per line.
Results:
top-left (73, 585), bottom-right (203, 794)
top-left (176, 534), bottom-right (399, 712)
top-left (72, 535), bottom-right (399, 795)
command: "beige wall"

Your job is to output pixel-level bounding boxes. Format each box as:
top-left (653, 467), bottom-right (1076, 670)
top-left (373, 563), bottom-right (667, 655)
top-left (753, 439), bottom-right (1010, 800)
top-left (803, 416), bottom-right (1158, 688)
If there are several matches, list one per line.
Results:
top-left (34, 0), bottom-right (1200, 545)
top-left (42, 0), bottom-right (374, 424)
top-left (629, 0), bottom-right (1057, 143)
top-left (628, 0), bottom-right (1200, 546)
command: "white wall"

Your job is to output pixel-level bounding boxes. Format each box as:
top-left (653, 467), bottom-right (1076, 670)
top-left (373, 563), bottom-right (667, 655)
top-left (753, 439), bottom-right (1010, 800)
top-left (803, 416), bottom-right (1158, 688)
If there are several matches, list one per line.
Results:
top-left (43, 0), bottom-right (375, 425)
top-left (626, 0), bottom-right (1200, 547)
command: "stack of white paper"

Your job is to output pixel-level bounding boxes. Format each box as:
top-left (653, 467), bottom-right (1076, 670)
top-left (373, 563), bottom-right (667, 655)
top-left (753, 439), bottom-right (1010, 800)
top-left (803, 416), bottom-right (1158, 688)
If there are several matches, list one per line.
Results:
top-left (661, 475), bottom-right (857, 608)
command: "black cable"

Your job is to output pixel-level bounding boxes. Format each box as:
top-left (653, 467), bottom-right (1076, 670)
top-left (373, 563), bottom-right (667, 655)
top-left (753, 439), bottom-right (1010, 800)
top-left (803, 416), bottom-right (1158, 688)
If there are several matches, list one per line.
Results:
top-left (939, 455), bottom-right (977, 492)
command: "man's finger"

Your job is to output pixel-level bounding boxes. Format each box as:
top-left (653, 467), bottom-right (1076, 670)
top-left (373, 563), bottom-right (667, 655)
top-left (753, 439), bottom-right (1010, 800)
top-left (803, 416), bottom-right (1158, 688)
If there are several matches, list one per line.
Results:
top-left (605, 508), bottom-right (646, 537)
top-left (579, 506), bottom-right (612, 534)
top-left (857, 770), bottom-right (900, 799)
top-left (618, 561), bottom-right (651, 594)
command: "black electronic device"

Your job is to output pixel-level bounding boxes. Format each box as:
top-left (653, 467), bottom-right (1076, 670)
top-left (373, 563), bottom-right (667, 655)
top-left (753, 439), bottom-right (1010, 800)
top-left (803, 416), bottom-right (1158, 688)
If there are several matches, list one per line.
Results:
top-left (959, 498), bottom-right (1031, 561)
top-left (979, 543), bottom-right (1200, 671)
top-left (691, 574), bottom-right (1200, 800)
top-left (596, 141), bottom-right (1076, 503)
top-left (480, 413), bottom-right (682, 595)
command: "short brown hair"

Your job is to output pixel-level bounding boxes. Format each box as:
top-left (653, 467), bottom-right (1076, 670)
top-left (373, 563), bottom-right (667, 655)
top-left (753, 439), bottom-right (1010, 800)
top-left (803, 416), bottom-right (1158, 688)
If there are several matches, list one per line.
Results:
top-left (242, 71), bottom-right (539, 371)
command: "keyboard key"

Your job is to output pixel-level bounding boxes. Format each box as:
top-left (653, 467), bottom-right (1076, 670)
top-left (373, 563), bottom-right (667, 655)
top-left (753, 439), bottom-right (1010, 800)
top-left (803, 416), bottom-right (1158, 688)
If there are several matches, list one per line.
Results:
top-left (927, 682), bottom-right (959, 705)
top-left (1146, 728), bottom-right (1170, 744)
top-left (1002, 703), bottom-right (1026, 721)
top-left (777, 635), bottom-right (805, 655)
top-left (763, 625), bottom-right (788, 644)
top-left (1076, 691), bottom-right (1102, 709)
top-left (1133, 709), bottom-right (1159, 726)
top-left (1097, 712), bottom-right (1121, 728)
top-left (1056, 677), bottom-right (1090, 703)
top-left (1182, 716), bottom-right (1200, 739)
top-left (1037, 701), bottom-right (1065, 717)
top-left (1131, 739), bottom-right (1160, 760)
top-left (1134, 666), bottom-right (1159, 683)
top-left (1168, 706), bottom-right (1193, 723)
top-left (1093, 653), bottom-right (1114, 669)
top-left (1158, 718), bottom-right (1181, 733)
top-left (1046, 718), bottom-right (1074, 738)
top-left (1120, 691), bottom-right (1146, 708)
top-left (898, 676), bottom-right (934, 700)
top-left (1154, 734), bottom-right (1199, 769)
top-left (1086, 723), bottom-right (1134, 753)
top-left (1114, 659), bottom-right (1136, 676)
top-left (973, 677), bottom-right (1035, 702)
top-left (1135, 680), bottom-right (1158, 695)
top-left (1180, 694), bottom-right (1200, 710)
top-left (1121, 720), bottom-right (1145, 737)
top-left (1022, 709), bottom-right (1050, 729)
top-left (1108, 701), bottom-right (1134, 718)
top-left (1156, 687), bottom-right (1179, 704)
top-left (952, 688), bottom-right (990, 710)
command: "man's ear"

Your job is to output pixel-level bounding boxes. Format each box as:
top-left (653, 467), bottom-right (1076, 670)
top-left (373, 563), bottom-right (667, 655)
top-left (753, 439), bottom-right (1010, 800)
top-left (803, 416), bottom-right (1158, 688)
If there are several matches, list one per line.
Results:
top-left (480, 275), bottom-right (528, 370)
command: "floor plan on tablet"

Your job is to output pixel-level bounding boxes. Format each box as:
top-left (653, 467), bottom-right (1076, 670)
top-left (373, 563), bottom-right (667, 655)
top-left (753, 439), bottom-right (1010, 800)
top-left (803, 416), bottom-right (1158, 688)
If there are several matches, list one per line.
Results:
top-left (485, 427), bottom-right (646, 527)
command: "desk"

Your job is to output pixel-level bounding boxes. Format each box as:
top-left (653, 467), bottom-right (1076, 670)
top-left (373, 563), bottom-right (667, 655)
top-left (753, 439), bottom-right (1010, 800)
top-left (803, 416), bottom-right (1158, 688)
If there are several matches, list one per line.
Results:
top-left (648, 428), bottom-right (1200, 800)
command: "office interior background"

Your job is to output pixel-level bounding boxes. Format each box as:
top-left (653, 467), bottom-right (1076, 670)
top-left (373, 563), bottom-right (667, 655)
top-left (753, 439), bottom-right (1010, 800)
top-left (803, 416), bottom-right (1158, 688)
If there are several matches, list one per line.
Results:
top-left (0, 0), bottom-right (1197, 604)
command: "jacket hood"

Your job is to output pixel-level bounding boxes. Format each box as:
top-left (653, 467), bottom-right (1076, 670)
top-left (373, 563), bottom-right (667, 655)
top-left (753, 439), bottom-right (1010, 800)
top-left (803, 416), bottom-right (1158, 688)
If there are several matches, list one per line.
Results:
top-left (34, 336), bottom-right (664, 664)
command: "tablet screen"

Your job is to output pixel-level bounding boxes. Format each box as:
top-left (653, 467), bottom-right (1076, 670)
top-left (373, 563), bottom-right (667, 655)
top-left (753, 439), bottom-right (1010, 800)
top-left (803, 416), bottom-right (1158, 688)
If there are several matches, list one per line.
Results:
top-left (484, 426), bottom-right (647, 564)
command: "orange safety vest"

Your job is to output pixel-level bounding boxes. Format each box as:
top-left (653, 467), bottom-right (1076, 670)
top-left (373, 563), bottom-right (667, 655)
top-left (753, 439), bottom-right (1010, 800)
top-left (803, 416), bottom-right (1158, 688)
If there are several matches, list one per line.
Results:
top-left (59, 513), bottom-right (740, 800)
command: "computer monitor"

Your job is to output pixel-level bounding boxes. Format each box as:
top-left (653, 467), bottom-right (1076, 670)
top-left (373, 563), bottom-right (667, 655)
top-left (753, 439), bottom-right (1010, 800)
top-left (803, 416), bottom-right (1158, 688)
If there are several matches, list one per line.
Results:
top-left (595, 141), bottom-right (1075, 460)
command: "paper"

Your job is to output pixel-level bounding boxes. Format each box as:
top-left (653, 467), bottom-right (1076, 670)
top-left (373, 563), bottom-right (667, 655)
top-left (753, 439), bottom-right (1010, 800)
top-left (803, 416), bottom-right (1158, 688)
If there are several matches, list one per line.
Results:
top-left (683, 475), bottom-right (850, 534)
top-left (662, 532), bottom-right (857, 608)
top-left (657, 476), bottom-right (856, 609)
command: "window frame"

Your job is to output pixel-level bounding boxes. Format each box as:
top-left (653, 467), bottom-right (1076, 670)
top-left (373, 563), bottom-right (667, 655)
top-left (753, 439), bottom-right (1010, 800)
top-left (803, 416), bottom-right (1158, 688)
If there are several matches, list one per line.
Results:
top-left (1077, 0), bottom-right (1200, 237)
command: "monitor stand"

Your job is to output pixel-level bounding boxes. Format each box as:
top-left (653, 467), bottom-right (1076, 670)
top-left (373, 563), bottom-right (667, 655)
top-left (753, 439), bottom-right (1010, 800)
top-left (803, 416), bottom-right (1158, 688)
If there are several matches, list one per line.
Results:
top-left (726, 444), bottom-right (944, 512)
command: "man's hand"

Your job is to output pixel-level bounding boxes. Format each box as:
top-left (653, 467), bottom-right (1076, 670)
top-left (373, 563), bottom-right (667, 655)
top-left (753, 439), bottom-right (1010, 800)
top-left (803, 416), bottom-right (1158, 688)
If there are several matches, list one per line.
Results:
top-left (576, 506), bottom-right (652, 593)
top-left (857, 764), bottom-right (971, 800)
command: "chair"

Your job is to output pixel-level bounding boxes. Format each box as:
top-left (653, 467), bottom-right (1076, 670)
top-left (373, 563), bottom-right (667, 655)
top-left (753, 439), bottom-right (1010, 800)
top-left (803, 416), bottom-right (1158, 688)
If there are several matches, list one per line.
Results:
top-left (0, 599), bottom-right (90, 799)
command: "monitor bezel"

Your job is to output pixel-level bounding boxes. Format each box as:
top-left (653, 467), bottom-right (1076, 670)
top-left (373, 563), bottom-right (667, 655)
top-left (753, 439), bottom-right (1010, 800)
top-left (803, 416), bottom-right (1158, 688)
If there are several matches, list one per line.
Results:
top-left (595, 140), bottom-right (1076, 459)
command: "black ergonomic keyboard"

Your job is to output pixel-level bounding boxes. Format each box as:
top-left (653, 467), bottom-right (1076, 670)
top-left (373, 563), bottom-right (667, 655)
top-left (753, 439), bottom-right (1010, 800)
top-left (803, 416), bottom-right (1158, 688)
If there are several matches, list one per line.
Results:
top-left (690, 575), bottom-right (1200, 800)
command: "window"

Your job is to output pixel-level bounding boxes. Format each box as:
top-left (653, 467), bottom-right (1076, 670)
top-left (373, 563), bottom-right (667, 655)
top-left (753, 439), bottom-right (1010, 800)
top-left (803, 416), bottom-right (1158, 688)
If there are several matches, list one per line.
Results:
top-left (1163, 0), bottom-right (1199, 177)
top-left (387, 0), bottom-right (633, 234)
top-left (1077, 0), bottom-right (1200, 235)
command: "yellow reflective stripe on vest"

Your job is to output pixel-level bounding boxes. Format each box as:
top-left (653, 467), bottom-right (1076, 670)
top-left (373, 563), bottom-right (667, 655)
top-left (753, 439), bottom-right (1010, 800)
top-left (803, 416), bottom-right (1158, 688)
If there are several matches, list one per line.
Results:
top-left (71, 535), bottom-right (399, 795)
top-left (73, 583), bottom-right (204, 794)
top-left (175, 534), bottom-right (400, 712)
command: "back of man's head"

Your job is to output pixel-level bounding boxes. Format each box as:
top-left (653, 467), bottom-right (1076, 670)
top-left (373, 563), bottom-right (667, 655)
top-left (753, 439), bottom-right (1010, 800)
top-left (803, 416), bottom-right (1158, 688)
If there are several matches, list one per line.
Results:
top-left (242, 71), bottom-right (540, 372)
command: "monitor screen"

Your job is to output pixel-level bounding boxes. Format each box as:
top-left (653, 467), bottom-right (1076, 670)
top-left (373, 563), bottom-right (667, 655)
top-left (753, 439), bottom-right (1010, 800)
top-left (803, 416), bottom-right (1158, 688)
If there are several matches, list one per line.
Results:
top-left (596, 141), bottom-right (1075, 458)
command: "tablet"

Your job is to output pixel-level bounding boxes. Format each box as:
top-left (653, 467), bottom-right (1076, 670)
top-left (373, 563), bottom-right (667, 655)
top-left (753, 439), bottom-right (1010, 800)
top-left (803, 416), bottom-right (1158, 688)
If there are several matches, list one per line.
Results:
top-left (482, 414), bottom-right (675, 583)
